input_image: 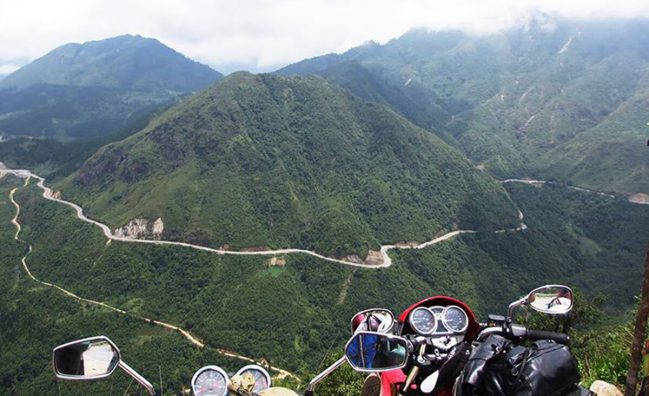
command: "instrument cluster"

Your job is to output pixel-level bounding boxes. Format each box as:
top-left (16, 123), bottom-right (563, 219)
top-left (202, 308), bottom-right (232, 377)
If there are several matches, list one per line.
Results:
top-left (408, 305), bottom-right (469, 336)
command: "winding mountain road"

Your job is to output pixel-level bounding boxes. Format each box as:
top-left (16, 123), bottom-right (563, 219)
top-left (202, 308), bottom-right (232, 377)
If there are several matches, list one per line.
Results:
top-left (7, 180), bottom-right (296, 380)
top-left (1, 168), bottom-right (530, 269)
top-left (2, 166), bottom-right (637, 381)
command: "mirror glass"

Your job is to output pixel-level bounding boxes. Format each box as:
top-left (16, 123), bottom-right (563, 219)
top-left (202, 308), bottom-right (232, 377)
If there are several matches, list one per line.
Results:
top-left (54, 337), bottom-right (119, 378)
top-left (350, 309), bottom-right (395, 334)
top-left (528, 285), bottom-right (574, 315)
top-left (345, 332), bottom-right (408, 372)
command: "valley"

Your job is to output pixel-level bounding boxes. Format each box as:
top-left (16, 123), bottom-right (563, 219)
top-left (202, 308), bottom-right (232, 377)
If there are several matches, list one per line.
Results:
top-left (1, 159), bottom-right (647, 392)
top-left (1, 14), bottom-right (648, 395)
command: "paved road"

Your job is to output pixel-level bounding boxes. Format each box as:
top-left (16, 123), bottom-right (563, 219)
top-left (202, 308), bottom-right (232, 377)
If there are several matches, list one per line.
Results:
top-left (2, 167), bottom-right (529, 268)
top-left (4, 167), bottom-right (631, 381)
top-left (7, 183), bottom-right (296, 380)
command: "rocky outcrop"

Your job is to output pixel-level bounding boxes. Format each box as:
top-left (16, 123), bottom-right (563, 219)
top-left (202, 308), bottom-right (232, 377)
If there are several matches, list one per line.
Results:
top-left (589, 381), bottom-right (623, 396)
top-left (629, 193), bottom-right (649, 204)
top-left (267, 256), bottom-right (286, 267)
top-left (364, 250), bottom-right (384, 266)
top-left (343, 250), bottom-right (385, 266)
top-left (114, 217), bottom-right (164, 240)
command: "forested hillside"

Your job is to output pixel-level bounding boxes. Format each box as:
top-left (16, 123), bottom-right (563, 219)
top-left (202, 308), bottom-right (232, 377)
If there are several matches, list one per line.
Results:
top-left (58, 72), bottom-right (518, 258)
top-left (1, 170), bottom-right (646, 392)
top-left (278, 17), bottom-right (649, 196)
top-left (0, 35), bottom-right (222, 140)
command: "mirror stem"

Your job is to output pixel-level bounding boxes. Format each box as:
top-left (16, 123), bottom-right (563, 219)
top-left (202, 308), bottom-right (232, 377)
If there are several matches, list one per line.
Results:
top-left (306, 356), bottom-right (346, 393)
top-left (507, 297), bottom-right (526, 321)
top-left (119, 360), bottom-right (156, 395)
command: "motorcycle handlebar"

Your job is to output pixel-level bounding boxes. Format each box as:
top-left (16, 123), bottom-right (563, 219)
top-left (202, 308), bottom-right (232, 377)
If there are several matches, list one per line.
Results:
top-left (524, 329), bottom-right (570, 344)
top-left (478, 324), bottom-right (570, 345)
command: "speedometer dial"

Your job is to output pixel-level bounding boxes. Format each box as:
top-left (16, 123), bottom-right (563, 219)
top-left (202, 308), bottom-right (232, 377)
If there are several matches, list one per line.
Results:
top-left (235, 365), bottom-right (271, 392)
top-left (442, 305), bottom-right (469, 333)
top-left (191, 366), bottom-right (229, 396)
top-left (409, 307), bottom-right (437, 335)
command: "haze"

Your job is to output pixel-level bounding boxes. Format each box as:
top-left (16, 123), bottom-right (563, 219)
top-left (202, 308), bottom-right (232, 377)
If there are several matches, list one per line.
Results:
top-left (2, 0), bottom-right (649, 74)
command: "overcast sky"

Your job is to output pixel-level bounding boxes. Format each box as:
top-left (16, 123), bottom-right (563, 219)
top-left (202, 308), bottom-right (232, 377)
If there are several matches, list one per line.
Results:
top-left (2, 0), bottom-right (649, 75)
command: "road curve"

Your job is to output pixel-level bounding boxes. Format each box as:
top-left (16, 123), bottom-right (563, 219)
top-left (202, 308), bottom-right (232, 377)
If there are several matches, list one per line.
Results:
top-left (2, 167), bottom-right (629, 382)
top-left (1, 168), bottom-right (527, 268)
top-left (7, 185), bottom-right (297, 380)
top-left (501, 179), bottom-right (617, 199)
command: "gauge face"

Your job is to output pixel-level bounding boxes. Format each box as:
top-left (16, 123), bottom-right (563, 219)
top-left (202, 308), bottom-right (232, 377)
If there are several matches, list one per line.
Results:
top-left (409, 307), bottom-right (437, 335)
top-left (443, 305), bottom-right (469, 333)
top-left (238, 366), bottom-right (271, 392)
top-left (191, 366), bottom-right (228, 396)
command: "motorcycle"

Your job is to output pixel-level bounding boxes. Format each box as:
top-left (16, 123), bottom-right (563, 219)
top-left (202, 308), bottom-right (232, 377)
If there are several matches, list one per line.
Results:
top-left (306, 284), bottom-right (587, 396)
top-left (51, 284), bottom-right (586, 396)
top-left (51, 335), bottom-right (298, 395)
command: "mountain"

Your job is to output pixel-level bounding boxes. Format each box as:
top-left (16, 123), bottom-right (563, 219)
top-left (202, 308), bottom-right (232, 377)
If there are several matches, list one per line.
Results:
top-left (0, 35), bottom-right (222, 140)
top-left (0, 34), bottom-right (220, 91)
top-left (58, 72), bottom-right (518, 258)
top-left (277, 18), bottom-right (649, 196)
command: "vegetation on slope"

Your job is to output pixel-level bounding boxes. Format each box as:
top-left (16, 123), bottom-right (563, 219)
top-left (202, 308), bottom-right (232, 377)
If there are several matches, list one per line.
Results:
top-left (278, 18), bottom-right (649, 194)
top-left (2, 172), bottom-right (646, 393)
top-left (59, 72), bottom-right (518, 258)
top-left (0, 175), bottom-right (241, 395)
top-left (0, 34), bottom-right (222, 140)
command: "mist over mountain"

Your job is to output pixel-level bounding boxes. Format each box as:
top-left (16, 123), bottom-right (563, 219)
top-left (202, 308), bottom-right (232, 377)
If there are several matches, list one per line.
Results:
top-left (2, 12), bottom-right (649, 394)
top-left (0, 35), bottom-right (222, 140)
top-left (278, 17), bottom-right (649, 196)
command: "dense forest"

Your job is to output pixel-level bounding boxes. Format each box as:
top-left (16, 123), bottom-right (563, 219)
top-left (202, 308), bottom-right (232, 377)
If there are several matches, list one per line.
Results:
top-left (56, 72), bottom-right (518, 258)
top-left (278, 19), bottom-right (649, 195)
top-left (1, 172), bottom-right (646, 393)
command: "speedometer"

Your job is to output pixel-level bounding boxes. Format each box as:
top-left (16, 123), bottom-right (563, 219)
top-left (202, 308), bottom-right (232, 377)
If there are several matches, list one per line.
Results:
top-left (442, 305), bottom-right (469, 333)
top-left (409, 307), bottom-right (438, 335)
top-left (235, 365), bottom-right (271, 392)
top-left (191, 366), bottom-right (229, 396)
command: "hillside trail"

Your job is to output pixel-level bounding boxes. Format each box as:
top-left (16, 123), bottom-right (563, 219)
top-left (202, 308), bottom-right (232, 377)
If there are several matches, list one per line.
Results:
top-left (1, 168), bottom-right (534, 268)
top-left (1, 167), bottom-right (636, 381)
top-left (7, 185), bottom-right (296, 380)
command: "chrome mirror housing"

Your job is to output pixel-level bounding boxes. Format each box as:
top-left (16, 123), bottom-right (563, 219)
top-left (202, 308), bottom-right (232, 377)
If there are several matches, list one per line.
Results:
top-left (53, 336), bottom-right (120, 380)
top-left (508, 285), bottom-right (574, 318)
top-left (528, 285), bottom-right (574, 315)
top-left (350, 308), bottom-right (395, 334)
top-left (52, 336), bottom-right (155, 395)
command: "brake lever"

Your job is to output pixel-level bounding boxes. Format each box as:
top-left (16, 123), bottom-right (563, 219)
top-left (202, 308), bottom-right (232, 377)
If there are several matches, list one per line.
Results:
top-left (401, 343), bottom-right (426, 395)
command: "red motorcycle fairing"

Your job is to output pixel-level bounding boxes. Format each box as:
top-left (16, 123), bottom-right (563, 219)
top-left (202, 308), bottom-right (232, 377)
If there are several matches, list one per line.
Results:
top-left (398, 295), bottom-right (480, 339)
top-left (379, 296), bottom-right (480, 396)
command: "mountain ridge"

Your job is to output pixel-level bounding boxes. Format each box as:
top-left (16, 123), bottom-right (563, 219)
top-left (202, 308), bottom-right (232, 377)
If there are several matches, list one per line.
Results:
top-left (0, 34), bottom-right (223, 140)
top-left (276, 18), bottom-right (649, 195)
top-left (0, 34), bottom-right (222, 92)
top-left (57, 71), bottom-right (519, 258)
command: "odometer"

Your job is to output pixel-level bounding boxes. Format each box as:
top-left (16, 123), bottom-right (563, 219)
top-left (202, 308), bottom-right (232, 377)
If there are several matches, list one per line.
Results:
top-left (442, 305), bottom-right (469, 333)
top-left (409, 307), bottom-right (438, 335)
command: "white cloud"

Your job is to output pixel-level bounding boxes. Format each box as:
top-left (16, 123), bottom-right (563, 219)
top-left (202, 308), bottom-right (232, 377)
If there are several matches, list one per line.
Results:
top-left (0, 64), bottom-right (21, 75)
top-left (1, 0), bottom-right (649, 73)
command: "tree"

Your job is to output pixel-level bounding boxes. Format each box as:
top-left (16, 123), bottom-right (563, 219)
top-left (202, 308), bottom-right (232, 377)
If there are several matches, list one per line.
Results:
top-left (625, 243), bottom-right (649, 396)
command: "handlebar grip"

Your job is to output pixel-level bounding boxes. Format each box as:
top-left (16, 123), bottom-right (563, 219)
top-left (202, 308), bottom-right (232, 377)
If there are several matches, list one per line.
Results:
top-left (525, 329), bottom-right (570, 344)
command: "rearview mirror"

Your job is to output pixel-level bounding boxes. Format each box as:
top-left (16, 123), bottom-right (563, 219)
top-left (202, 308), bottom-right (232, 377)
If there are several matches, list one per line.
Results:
top-left (350, 308), bottom-right (395, 334)
top-left (344, 331), bottom-right (409, 372)
top-left (53, 336), bottom-right (120, 380)
top-left (528, 285), bottom-right (574, 315)
top-left (508, 284), bottom-right (574, 318)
